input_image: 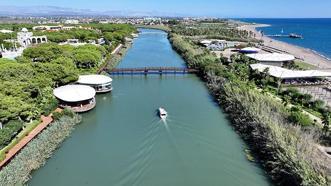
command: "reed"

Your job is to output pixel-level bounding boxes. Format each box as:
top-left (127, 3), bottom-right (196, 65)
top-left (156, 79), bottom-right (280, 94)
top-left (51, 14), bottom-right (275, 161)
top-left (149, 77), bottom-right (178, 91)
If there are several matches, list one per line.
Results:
top-left (0, 113), bottom-right (81, 185)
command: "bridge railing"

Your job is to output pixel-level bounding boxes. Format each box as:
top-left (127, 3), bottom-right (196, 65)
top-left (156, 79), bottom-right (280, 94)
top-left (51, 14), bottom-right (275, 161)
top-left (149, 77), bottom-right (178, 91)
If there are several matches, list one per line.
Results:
top-left (108, 67), bottom-right (198, 74)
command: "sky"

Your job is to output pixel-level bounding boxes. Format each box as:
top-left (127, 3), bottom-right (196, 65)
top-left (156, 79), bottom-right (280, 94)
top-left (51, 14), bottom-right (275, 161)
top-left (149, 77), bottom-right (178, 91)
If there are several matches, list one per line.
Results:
top-left (1, 0), bottom-right (331, 18)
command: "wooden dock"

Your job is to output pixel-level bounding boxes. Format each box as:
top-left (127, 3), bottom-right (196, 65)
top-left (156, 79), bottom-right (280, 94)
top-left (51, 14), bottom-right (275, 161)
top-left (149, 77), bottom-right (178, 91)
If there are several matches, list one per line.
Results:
top-left (108, 67), bottom-right (198, 75)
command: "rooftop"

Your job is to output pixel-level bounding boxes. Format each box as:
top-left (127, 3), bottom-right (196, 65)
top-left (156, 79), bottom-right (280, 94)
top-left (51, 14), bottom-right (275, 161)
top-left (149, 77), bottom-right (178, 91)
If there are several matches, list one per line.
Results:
top-left (247, 53), bottom-right (295, 62)
top-left (77, 75), bottom-right (113, 85)
top-left (21, 28), bottom-right (28, 32)
top-left (240, 47), bottom-right (261, 53)
top-left (250, 64), bottom-right (331, 79)
top-left (53, 85), bottom-right (96, 102)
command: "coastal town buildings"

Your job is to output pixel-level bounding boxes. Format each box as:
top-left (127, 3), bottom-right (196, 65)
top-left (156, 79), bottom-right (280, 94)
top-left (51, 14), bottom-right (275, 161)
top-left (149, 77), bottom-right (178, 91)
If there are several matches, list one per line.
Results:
top-left (64, 19), bottom-right (79, 24)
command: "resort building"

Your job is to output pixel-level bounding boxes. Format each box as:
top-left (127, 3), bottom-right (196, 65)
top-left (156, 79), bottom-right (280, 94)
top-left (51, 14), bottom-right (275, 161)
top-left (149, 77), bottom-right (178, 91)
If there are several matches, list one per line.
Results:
top-left (33, 25), bottom-right (62, 31)
top-left (53, 85), bottom-right (96, 113)
top-left (200, 39), bottom-right (242, 51)
top-left (32, 25), bottom-right (76, 31)
top-left (250, 64), bottom-right (331, 85)
top-left (17, 28), bottom-right (48, 48)
top-left (246, 53), bottom-right (295, 67)
top-left (77, 75), bottom-right (113, 93)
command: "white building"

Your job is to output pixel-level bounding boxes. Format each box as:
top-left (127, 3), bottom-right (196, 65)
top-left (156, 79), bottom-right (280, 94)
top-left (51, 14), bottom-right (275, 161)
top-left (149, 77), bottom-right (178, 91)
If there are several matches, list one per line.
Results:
top-left (53, 85), bottom-right (96, 113)
top-left (201, 39), bottom-right (242, 51)
top-left (64, 19), bottom-right (79, 25)
top-left (246, 53), bottom-right (295, 67)
top-left (250, 63), bottom-right (331, 80)
top-left (33, 25), bottom-right (62, 31)
top-left (77, 75), bottom-right (113, 93)
top-left (32, 25), bottom-right (76, 31)
top-left (17, 28), bottom-right (48, 48)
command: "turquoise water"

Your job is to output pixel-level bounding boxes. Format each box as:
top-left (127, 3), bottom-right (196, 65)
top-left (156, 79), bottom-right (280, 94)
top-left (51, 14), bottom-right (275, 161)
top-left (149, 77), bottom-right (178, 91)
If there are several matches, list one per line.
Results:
top-left (29, 29), bottom-right (270, 186)
top-left (241, 18), bottom-right (331, 59)
top-left (119, 29), bottom-right (185, 68)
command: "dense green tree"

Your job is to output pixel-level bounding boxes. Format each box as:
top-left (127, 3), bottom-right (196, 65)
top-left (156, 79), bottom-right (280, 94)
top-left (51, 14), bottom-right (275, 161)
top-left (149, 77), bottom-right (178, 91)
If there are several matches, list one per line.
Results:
top-left (0, 59), bottom-right (78, 124)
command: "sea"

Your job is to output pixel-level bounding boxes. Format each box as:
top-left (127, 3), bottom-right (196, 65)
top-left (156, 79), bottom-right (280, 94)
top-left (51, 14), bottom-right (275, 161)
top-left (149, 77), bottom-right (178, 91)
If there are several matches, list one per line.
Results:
top-left (239, 18), bottom-right (331, 60)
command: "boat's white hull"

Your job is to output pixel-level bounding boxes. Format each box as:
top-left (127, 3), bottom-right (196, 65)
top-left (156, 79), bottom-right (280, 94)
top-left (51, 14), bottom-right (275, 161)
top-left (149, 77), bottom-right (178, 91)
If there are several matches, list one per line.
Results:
top-left (158, 107), bottom-right (168, 119)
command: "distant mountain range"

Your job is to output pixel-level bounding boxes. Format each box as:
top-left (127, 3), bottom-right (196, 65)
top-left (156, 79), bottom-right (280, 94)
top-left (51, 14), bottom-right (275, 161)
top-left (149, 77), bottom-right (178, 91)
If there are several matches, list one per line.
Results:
top-left (0, 6), bottom-right (186, 17)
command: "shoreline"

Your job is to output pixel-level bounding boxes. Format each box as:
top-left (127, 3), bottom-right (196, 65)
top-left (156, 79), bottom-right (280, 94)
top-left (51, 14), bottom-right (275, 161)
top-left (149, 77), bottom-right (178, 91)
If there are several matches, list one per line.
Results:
top-left (239, 23), bottom-right (331, 69)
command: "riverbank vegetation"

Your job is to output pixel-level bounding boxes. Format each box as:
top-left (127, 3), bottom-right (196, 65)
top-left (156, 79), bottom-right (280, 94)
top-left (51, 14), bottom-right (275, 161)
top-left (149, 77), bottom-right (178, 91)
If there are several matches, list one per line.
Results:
top-left (0, 111), bottom-right (81, 185)
top-left (169, 26), bottom-right (330, 185)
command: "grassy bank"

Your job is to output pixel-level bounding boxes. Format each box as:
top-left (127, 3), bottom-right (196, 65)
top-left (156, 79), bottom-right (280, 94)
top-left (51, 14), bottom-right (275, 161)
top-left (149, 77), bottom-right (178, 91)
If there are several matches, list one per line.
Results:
top-left (169, 33), bottom-right (329, 185)
top-left (0, 111), bottom-right (81, 185)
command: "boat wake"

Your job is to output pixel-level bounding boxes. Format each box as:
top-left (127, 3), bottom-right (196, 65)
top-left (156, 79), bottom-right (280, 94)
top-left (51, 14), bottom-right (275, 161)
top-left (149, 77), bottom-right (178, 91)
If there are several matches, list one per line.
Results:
top-left (115, 118), bottom-right (161, 186)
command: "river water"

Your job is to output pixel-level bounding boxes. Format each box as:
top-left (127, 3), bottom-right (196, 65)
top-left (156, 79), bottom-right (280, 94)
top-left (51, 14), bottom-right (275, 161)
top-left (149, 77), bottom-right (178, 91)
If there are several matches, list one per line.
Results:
top-left (29, 29), bottom-right (270, 186)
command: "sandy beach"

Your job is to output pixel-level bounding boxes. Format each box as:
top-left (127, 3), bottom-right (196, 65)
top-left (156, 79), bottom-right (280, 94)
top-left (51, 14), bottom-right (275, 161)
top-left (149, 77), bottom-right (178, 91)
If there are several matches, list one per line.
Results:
top-left (239, 24), bottom-right (331, 69)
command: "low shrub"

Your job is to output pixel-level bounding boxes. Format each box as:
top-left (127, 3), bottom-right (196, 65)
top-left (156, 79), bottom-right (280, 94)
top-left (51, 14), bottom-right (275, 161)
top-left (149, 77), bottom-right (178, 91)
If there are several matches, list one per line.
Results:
top-left (62, 108), bottom-right (75, 118)
top-left (51, 111), bottom-right (64, 121)
top-left (0, 120), bottom-right (23, 149)
top-left (289, 110), bottom-right (313, 127)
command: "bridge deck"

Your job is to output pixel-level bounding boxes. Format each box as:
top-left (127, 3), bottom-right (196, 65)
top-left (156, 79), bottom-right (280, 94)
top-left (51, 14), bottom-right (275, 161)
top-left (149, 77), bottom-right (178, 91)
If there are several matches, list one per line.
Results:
top-left (108, 67), bottom-right (198, 75)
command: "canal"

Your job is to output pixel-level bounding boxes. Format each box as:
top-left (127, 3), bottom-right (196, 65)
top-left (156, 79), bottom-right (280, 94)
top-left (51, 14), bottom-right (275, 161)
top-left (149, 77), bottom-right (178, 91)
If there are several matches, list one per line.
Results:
top-left (29, 29), bottom-right (270, 186)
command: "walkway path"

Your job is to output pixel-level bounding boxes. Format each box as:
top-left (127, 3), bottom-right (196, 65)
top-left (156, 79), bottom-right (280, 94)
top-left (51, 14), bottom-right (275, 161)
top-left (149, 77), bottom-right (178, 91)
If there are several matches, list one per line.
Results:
top-left (111, 44), bottom-right (123, 55)
top-left (97, 44), bottom-right (124, 74)
top-left (0, 113), bottom-right (55, 169)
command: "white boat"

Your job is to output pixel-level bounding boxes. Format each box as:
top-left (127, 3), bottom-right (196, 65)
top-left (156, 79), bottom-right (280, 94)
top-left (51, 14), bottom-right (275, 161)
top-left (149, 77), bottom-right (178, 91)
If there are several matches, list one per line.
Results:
top-left (158, 107), bottom-right (168, 119)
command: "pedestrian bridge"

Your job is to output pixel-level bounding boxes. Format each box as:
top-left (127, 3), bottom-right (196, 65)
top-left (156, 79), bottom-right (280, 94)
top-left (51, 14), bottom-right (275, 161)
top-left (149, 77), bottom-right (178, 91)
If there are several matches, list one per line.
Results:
top-left (108, 67), bottom-right (198, 75)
